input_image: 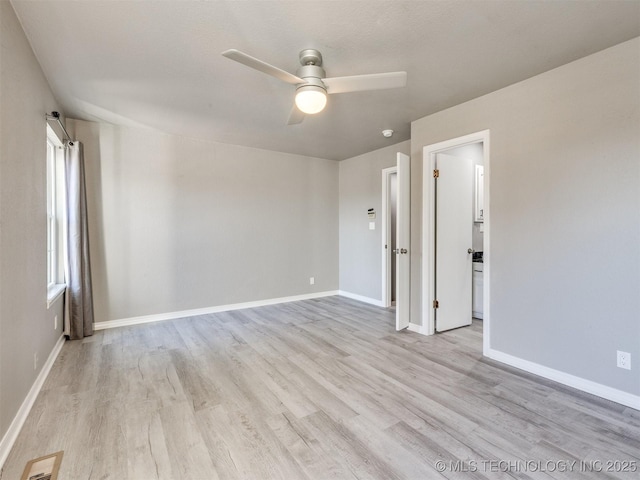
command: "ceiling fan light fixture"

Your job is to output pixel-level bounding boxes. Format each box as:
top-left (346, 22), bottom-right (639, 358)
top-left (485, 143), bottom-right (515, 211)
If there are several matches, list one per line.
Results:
top-left (295, 85), bottom-right (327, 114)
top-left (222, 48), bottom-right (407, 124)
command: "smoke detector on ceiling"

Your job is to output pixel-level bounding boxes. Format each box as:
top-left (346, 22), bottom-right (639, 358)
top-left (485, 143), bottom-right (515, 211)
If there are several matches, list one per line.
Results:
top-left (382, 129), bottom-right (394, 138)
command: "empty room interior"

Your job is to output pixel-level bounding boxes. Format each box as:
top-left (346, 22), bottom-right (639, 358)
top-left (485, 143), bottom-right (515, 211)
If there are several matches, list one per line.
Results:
top-left (1, 1), bottom-right (639, 479)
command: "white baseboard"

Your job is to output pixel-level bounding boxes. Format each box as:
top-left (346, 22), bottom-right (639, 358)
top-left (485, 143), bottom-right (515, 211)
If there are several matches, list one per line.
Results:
top-left (337, 290), bottom-right (384, 307)
top-left (0, 334), bottom-right (65, 470)
top-left (94, 291), bottom-right (340, 330)
top-left (486, 348), bottom-right (640, 410)
top-left (407, 322), bottom-right (430, 335)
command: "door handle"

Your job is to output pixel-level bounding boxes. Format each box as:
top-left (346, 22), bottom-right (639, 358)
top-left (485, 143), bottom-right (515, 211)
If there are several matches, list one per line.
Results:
top-left (400, 248), bottom-right (408, 254)
top-left (468, 248), bottom-right (474, 254)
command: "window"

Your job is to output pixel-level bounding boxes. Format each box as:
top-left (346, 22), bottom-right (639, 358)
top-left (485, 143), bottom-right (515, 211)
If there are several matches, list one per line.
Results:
top-left (47, 125), bottom-right (65, 306)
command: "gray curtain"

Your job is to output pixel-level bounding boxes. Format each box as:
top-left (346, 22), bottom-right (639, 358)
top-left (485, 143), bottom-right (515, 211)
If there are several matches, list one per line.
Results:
top-left (64, 141), bottom-right (94, 339)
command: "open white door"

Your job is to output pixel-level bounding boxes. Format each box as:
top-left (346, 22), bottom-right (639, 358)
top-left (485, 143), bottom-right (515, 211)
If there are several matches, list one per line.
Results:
top-left (396, 153), bottom-right (410, 330)
top-left (435, 153), bottom-right (473, 332)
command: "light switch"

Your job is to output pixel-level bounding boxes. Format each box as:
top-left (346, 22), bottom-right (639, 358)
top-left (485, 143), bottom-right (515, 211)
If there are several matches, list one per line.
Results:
top-left (479, 223), bottom-right (484, 233)
top-left (369, 222), bottom-right (375, 230)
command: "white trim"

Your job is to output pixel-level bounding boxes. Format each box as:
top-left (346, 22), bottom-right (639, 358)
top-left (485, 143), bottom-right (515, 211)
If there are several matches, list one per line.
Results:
top-left (421, 130), bottom-right (491, 349)
top-left (94, 291), bottom-right (340, 330)
top-left (0, 334), bottom-right (65, 470)
top-left (46, 124), bottom-right (64, 147)
top-left (486, 348), bottom-right (640, 411)
top-left (407, 322), bottom-right (430, 335)
top-left (337, 290), bottom-right (385, 307)
top-left (46, 283), bottom-right (66, 309)
top-left (381, 166), bottom-right (397, 308)
top-left (407, 323), bottom-right (419, 333)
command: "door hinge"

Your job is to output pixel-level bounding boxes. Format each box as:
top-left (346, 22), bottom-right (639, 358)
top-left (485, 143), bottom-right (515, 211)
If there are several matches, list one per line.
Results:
top-left (433, 169), bottom-right (439, 178)
top-left (433, 300), bottom-right (439, 309)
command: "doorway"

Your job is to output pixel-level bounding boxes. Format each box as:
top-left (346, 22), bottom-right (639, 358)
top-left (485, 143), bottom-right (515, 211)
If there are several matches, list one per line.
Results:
top-left (422, 131), bottom-right (490, 353)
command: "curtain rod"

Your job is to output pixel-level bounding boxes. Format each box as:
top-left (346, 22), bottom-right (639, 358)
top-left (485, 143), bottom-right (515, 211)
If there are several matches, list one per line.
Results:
top-left (45, 111), bottom-right (74, 146)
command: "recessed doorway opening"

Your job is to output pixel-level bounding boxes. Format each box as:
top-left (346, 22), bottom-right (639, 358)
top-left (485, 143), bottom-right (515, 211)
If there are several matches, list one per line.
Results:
top-left (422, 130), bottom-right (490, 355)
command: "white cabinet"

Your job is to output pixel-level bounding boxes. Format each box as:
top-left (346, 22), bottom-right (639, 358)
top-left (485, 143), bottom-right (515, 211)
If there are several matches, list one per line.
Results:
top-left (475, 165), bottom-right (484, 222)
top-left (472, 262), bottom-right (483, 319)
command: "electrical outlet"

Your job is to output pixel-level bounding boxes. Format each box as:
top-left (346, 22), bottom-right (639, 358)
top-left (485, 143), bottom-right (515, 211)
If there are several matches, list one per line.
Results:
top-left (309, 277), bottom-right (315, 285)
top-left (617, 351), bottom-right (631, 370)
top-left (54, 315), bottom-right (58, 330)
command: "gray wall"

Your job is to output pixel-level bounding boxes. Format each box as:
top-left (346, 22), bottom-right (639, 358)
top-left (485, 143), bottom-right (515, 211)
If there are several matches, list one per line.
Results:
top-left (411, 38), bottom-right (640, 395)
top-left (69, 120), bottom-right (339, 323)
top-left (339, 140), bottom-right (410, 301)
top-left (0, 1), bottom-right (65, 446)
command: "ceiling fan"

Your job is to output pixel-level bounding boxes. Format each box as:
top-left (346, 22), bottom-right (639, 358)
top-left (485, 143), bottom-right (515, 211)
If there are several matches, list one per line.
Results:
top-left (222, 48), bottom-right (407, 124)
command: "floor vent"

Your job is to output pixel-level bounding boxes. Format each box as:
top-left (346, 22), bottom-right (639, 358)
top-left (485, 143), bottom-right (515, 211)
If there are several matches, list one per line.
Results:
top-left (20, 451), bottom-right (63, 480)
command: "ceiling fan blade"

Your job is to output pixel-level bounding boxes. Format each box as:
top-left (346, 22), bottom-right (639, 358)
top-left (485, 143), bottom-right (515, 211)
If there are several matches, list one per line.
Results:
top-left (324, 71), bottom-right (407, 94)
top-left (222, 49), bottom-right (305, 85)
top-left (287, 104), bottom-right (306, 125)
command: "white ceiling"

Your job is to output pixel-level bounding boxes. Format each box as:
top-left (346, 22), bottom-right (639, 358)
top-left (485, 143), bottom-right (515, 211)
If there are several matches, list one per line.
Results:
top-left (11, 0), bottom-right (640, 160)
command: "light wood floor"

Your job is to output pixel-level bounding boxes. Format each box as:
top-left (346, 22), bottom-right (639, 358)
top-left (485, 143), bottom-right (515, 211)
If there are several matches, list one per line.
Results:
top-left (2, 296), bottom-right (638, 479)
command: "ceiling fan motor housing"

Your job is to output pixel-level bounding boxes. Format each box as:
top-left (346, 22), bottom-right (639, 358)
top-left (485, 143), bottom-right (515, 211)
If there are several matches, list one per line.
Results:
top-left (299, 49), bottom-right (323, 67)
top-left (297, 65), bottom-right (326, 82)
top-left (296, 49), bottom-right (327, 92)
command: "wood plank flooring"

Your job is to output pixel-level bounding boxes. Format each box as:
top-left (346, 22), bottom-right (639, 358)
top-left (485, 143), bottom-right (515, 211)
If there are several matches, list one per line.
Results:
top-left (2, 296), bottom-right (638, 479)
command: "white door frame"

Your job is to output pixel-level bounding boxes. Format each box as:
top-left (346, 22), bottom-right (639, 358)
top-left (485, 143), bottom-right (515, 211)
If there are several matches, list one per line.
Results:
top-left (381, 166), bottom-right (397, 308)
top-left (422, 130), bottom-right (491, 355)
